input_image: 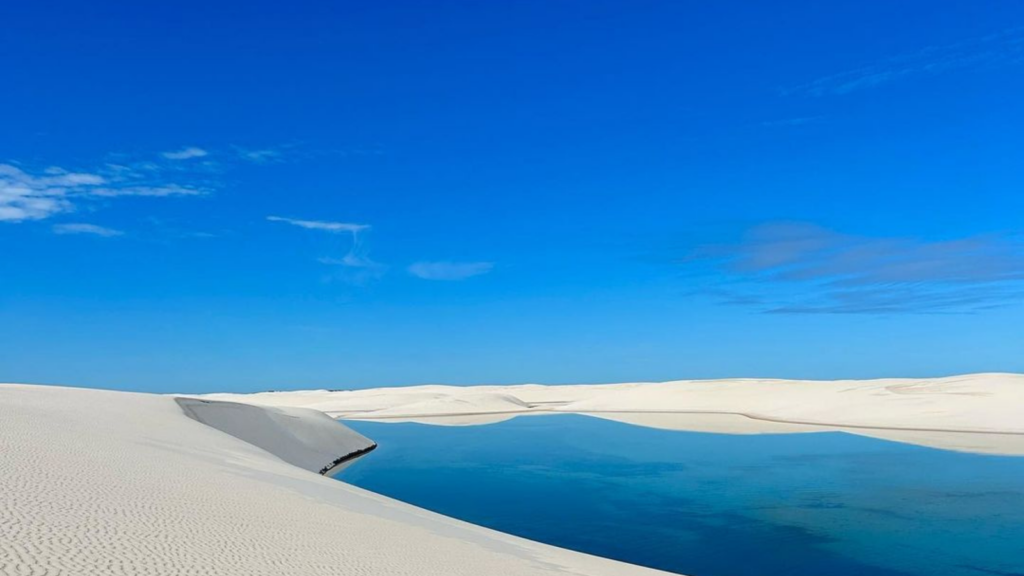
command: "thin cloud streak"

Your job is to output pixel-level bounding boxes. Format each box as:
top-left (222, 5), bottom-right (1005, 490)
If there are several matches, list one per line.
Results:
top-left (52, 223), bottom-right (124, 237)
top-left (784, 27), bottom-right (1024, 97)
top-left (86, 184), bottom-right (205, 198)
top-left (266, 216), bottom-right (369, 233)
top-left (161, 147), bottom-right (208, 160)
top-left (236, 148), bottom-right (284, 163)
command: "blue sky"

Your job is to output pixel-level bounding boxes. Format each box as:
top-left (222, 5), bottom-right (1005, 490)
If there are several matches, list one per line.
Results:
top-left (2, 1), bottom-right (1024, 393)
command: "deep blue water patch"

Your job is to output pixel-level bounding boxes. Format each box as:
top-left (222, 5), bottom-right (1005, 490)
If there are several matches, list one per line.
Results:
top-left (340, 415), bottom-right (1024, 576)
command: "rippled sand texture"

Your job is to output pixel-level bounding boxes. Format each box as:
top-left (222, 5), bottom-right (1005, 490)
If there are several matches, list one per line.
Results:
top-left (0, 384), bottom-right (668, 576)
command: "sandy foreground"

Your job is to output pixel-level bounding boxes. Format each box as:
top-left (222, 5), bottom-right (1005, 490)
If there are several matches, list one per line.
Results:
top-left (0, 384), bottom-right (668, 576)
top-left (205, 373), bottom-right (1024, 455)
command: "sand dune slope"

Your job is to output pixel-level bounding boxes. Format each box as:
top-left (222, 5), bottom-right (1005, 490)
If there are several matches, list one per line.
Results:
top-left (0, 384), bottom-right (668, 576)
top-left (175, 397), bottom-right (375, 475)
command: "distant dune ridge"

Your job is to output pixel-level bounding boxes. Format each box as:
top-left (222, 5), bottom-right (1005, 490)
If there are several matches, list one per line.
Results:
top-left (206, 373), bottom-right (1024, 455)
top-left (0, 384), bottom-right (668, 576)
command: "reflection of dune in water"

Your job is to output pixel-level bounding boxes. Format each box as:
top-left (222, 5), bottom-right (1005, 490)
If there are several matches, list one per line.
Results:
top-left (356, 413), bottom-right (524, 426)
top-left (585, 411), bottom-right (824, 435)
top-left (204, 373), bottom-right (1024, 456)
top-left (847, 428), bottom-right (1024, 456)
top-left (584, 411), bottom-right (1024, 455)
top-left (354, 410), bottom-right (1024, 455)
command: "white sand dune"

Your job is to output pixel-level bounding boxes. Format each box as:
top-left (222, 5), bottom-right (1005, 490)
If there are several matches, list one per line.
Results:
top-left (0, 384), bottom-right (669, 576)
top-left (6, 374), bottom-right (1021, 575)
top-left (206, 373), bottom-right (1024, 455)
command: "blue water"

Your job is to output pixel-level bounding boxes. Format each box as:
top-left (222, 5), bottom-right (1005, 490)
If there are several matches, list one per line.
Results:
top-left (340, 415), bottom-right (1024, 576)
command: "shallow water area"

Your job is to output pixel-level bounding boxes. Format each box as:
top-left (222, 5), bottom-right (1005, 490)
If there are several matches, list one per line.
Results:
top-left (340, 414), bottom-right (1024, 576)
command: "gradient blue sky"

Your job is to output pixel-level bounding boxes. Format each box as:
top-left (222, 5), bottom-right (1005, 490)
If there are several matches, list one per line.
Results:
top-left (3, 1), bottom-right (1023, 393)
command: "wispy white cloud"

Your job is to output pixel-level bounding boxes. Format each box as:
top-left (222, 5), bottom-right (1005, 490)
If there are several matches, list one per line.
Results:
top-left (161, 147), bottom-right (208, 160)
top-left (408, 261), bottom-right (494, 281)
top-left (236, 148), bottom-right (283, 164)
top-left (266, 215), bottom-right (369, 233)
top-left (87, 184), bottom-right (204, 198)
top-left (685, 222), bottom-right (1024, 314)
top-left (784, 27), bottom-right (1024, 97)
top-left (4, 143), bottom-right (378, 226)
top-left (0, 162), bottom-right (207, 223)
top-left (0, 166), bottom-right (74, 222)
top-left (269, 215), bottom-right (384, 283)
top-left (317, 254), bottom-right (378, 268)
top-left (52, 223), bottom-right (123, 237)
